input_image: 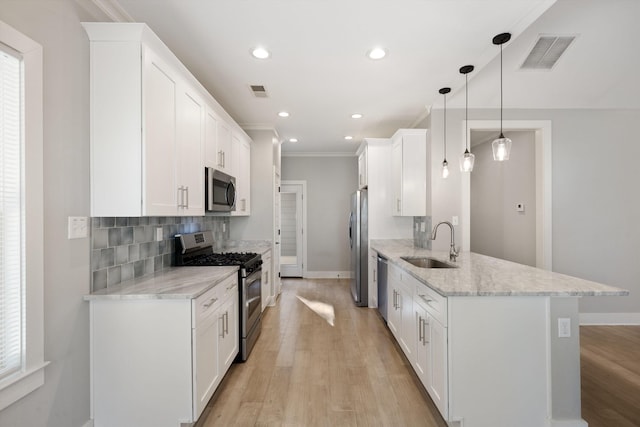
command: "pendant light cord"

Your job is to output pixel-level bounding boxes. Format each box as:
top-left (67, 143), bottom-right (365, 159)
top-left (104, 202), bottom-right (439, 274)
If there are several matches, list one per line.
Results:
top-left (443, 93), bottom-right (447, 159)
top-left (500, 43), bottom-right (503, 136)
top-left (465, 72), bottom-right (469, 151)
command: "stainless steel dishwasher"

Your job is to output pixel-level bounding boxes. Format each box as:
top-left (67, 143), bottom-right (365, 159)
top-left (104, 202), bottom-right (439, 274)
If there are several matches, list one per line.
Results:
top-left (377, 255), bottom-right (388, 321)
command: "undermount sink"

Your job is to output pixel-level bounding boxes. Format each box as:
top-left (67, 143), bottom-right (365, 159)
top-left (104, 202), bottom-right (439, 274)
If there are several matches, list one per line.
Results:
top-left (401, 256), bottom-right (458, 269)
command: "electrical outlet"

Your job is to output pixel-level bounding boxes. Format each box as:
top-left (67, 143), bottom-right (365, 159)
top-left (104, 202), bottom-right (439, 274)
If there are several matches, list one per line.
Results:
top-left (68, 216), bottom-right (88, 239)
top-left (452, 216), bottom-right (459, 226)
top-left (155, 227), bottom-right (163, 241)
top-left (420, 221), bottom-right (426, 232)
top-left (558, 318), bottom-right (571, 338)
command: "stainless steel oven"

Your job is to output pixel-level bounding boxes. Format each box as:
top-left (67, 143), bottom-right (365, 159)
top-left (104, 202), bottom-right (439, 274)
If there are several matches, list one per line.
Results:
top-left (174, 231), bottom-right (263, 362)
top-left (241, 265), bottom-right (262, 361)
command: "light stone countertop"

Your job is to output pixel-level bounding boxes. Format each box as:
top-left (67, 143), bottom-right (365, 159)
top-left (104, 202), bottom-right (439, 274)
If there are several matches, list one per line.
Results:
top-left (371, 239), bottom-right (629, 297)
top-left (84, 266), bottom-right (239, 300)
top-left (219, 240), bottom-right (272, 256)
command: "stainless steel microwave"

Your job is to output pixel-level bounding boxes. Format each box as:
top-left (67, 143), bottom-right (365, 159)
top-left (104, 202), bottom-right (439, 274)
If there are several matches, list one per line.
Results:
top-left (205, 167), bottom-right (236, 212)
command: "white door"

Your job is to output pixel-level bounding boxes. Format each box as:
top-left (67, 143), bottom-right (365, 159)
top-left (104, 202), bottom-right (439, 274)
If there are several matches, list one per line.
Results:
top-left (273, 169), bottom-right (281, 294)
top-left (280, 182), bottom-right (305, 277)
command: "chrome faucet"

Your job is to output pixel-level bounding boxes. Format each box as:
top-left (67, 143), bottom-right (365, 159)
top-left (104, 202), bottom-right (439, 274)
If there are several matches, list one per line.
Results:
top-left (431, 221), bottom-right (459, 262)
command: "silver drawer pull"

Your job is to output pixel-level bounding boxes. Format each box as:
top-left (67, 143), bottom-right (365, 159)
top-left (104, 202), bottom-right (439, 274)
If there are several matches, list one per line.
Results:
top-left (203, 297), bottom-right (218, 308)
top-left (419, 294), bottom-right (433, 303)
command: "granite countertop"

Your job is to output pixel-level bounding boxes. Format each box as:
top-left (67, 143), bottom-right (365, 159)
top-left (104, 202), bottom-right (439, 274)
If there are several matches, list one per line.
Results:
top-left (219, 240), bottom-right (272, 256)
top-left (371, 239), bottom-right (629, 297)
top-left (84, 266), bottom-right (239, 300)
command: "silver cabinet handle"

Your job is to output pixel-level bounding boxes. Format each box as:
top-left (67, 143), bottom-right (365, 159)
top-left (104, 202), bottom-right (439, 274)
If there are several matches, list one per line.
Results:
top-left (397, 198), bottom-right (401, 213)
top-left (224, 311), bottom-right (229, 335)
top-left (419, 294), bottom-right (433, 304)
top-left (222, 151), bottom-right (226, 168)
top-left (423, 317), bottom-right (430, 344)
top-left (418, 315), bottom-right (424, 344)
top-left (203, 297), bottom-right (218, 309)
top-left (219, 313), bottom-right (225, 338)
top-left (185, 186), bottom-right (189, 208)
top-left (373, 268), bottom-right (377, 283)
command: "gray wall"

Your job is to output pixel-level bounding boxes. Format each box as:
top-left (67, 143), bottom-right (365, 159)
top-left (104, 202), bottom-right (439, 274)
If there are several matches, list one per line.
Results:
top-left (0, 1), bottom-right (102, 425)
top-left (281, 156), bottom-right (357, 272)
top-left (427, 107), bottom-right (640, 315)
top-left (470, 131), bottom-right (536, 267)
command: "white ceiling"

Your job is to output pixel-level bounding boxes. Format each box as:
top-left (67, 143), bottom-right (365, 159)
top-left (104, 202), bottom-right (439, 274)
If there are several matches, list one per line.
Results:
top-left (106, 0), bottom-right (639, 155)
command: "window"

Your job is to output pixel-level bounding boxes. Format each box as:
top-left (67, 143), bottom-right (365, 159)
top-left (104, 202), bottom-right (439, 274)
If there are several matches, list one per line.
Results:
top-left (0, 42), bottom-right (23, 382)
top-left (0, 20), bottom-right (45, 412)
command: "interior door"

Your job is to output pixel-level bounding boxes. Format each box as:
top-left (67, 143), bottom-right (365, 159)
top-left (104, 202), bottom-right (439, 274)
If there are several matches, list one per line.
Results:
top-left (280, 182), bottom-right (304, 277)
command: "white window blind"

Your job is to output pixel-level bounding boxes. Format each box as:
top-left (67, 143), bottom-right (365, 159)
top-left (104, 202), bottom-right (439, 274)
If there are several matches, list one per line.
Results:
top-left (0, 46), bottom-right (24, 382)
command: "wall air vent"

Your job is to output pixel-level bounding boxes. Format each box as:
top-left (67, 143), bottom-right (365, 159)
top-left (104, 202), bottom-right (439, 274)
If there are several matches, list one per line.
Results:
top-left (521, 35), bottom-right (576, 70)
top-left (250, 84), bottom-right (268, 97)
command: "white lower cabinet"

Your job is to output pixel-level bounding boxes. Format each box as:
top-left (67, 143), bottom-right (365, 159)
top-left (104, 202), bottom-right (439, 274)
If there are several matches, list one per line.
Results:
top-left (387, 264), bottom-right (415, 361)
top-left (89, 273), bottom-right (238, 427)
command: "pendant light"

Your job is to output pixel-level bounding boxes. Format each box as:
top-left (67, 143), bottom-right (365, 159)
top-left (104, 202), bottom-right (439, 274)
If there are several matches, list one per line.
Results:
top-left (491, 32), bottom-right (512, 161)
top-left (459, 65), bottom-right (475, 172)
top-left (439, 87), bottom-right (451, 178)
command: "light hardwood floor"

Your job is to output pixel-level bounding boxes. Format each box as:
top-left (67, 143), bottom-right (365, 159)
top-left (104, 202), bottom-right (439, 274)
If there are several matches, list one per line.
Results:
top-left (580, 325), bottom-right (640, 427)
top-left (197, 278), bottom-right (447, 427)
top-left (197, 278), bottom-right (640, 427)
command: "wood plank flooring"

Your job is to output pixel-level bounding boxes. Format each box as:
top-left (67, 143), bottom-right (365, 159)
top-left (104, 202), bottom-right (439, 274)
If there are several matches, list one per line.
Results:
top-left (197, 278), bottom-right (447, 427)
top-left (197, 278), bottom-right (640, 427)
top-left (580, 325), bottom-right (640, 427)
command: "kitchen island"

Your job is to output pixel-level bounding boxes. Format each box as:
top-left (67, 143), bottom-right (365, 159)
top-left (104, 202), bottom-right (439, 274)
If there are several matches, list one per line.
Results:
top-left (371, 239), bottom-right (628, 427)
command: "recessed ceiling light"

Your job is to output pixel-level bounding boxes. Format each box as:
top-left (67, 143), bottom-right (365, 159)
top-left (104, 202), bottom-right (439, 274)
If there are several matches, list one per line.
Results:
top-left (351, 113), bottom-right (363, 119)
top-left (289, 138), bottom-right (298, 143)
top-left (344, 136), bottom-right (353, 140)
top-left (278, 111), bottom-right (290, 118)
top-left (251, 47), bottom-right (270, 59)
top-left (367, 47), bottom-right (386, 60)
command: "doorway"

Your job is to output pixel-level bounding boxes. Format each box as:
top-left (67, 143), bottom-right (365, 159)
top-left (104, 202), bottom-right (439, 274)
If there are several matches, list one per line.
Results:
top-left (462, 120), bottom-right (552, 270)
top-left (470, 130), bottom-right (537, 267)
top-left (280, 181), bottom-right (306, 277)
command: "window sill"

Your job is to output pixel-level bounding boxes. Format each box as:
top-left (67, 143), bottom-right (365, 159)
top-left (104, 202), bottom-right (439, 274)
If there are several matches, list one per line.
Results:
top-left (0, 362), bottom-right (50, 411)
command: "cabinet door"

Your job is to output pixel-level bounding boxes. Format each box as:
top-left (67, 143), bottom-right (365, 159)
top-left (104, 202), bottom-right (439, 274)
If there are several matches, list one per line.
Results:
top-left (358, 149), bottom-right (368, 189)
top-left (428, 316), bottom-right (448, 419)
top-left (204, 108), bottom-right (218, 169)
top-left (216, 120), bottom-right (232, 173)
top-left (387, 282), bottom-right (401, 340)
top-left (401, 134), bottom-right (427, 216)
top-left (399, 285), bottom-right (415, 361)
top-left (193, 314), bottom-right (220, 418)
top-left (218, 294), bottom-right (239, 372)
top-left (142, 50), bottom-right (178, 216)
top-left (391, 138), bottom-right (403, 216)
top-left (414, 304), bottom-right (429, 385)
top-left (176, 86), bottom-right (204, 216)
top-left (232, 134), bottom-right (251, 216)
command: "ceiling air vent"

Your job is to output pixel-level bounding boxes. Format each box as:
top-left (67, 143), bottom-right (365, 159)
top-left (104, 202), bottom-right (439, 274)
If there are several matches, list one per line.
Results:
top-left (521, 35), bottom-right (576, 70)
top-left (250, 84), bottom-right (268, 98)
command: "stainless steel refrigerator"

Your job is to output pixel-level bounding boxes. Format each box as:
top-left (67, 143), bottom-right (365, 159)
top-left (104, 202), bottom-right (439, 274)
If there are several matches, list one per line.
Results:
top-left (348, 189), bottom-right (368, 306)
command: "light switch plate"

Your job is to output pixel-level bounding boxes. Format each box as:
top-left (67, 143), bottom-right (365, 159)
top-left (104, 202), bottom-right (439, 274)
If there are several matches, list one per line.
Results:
top-left (68, 216), bottom-right (88, 239)
top-left (558, 318), bottom-right (571, 338)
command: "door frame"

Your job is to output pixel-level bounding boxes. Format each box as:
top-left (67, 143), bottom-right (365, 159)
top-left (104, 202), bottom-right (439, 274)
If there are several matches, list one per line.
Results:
top-left (462, 120), bottom-right (552, 270)
top-left (280, 180), bottom-right (308, 278)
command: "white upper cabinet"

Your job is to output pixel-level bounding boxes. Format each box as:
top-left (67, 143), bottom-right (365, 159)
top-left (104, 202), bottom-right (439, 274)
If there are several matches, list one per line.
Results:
top-left (231, 132), bottom-right (251, 216)
top-left (391, 129), bottom-right (430, 217)
top-left (357, 144), bottom-right (368, 189)
top-left (83, 23), bottom-right (250, 217)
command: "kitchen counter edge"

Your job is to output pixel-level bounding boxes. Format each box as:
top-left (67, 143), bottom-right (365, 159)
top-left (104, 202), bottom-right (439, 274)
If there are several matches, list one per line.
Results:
top-left (371, 239), bottom-right (629, 298)
top-left (84, 266), bottom-right (239, 301)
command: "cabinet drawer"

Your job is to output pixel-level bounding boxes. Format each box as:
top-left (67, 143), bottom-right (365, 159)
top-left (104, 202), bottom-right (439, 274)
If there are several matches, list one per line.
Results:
top-left (194, 285), bottom-right (222, 327)
top-left (414, 282), bottom-right (447, 326)
top-left (219, 273), bottom-right (238, 300)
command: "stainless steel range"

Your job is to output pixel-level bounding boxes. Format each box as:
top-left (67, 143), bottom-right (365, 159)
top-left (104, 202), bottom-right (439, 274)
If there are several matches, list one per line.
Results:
top-left (174, 231), bottom-right (262, 361)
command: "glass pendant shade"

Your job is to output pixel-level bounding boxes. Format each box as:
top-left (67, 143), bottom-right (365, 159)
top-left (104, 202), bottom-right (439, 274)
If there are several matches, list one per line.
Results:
top-left (492, 133), bottom-right (512, 161)
top-left (459, 149), bottom-right (475, 172)
top-left (442, 159), bottom-right (450, 178)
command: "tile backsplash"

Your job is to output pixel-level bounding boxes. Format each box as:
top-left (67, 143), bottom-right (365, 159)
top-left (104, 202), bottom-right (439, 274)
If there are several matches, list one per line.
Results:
top-left (91, 216), bottom-right (229, 292)
top-left (413, 216), bottom-right (432, 249)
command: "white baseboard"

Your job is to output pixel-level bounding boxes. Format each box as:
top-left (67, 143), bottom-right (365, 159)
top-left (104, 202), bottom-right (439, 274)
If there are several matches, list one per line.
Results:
top-left (82, 420), bottom-right (94, 427)
top-left (550, 418), bottom-right (587, 427)
top-left (579, 312), bottom-right (640, 325)
top-left (303, 271), bottom-right (351, 279)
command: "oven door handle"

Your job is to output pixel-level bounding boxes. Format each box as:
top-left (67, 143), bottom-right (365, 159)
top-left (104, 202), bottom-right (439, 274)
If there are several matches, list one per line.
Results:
top-left (246, 296), bottom-right (260, 307)
top-left (245, 268), bottom-right (262, 284)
